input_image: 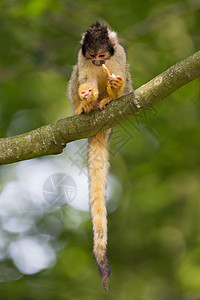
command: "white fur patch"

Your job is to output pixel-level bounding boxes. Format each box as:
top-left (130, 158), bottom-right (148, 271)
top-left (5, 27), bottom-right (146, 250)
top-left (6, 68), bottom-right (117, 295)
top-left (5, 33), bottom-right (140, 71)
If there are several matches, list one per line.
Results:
top-left (108, 31), bottom-right (117, 42)
top-left (80, 33), bottom-right (85, 44)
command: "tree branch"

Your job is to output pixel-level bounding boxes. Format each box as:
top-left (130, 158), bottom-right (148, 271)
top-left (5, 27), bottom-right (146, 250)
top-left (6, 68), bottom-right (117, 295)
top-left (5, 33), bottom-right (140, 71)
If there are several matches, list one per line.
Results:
top-left (0, 50), bottom-right (200, 165)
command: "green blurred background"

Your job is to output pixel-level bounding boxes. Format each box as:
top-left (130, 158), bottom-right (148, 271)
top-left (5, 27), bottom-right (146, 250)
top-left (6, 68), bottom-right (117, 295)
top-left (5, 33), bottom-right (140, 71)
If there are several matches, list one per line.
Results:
top-left (0, 0), bottom-right (200, 299)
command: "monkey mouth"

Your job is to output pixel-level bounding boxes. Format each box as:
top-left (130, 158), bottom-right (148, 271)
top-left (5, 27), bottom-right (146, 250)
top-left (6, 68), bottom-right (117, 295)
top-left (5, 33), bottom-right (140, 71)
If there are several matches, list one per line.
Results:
top-left (92, 60), bottom-right (105, 67)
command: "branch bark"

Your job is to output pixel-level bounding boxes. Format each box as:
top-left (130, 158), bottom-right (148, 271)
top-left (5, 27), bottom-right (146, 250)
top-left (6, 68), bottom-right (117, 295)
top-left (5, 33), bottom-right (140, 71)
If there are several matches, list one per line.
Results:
top-left (0, 50), bottom-right (200, 165)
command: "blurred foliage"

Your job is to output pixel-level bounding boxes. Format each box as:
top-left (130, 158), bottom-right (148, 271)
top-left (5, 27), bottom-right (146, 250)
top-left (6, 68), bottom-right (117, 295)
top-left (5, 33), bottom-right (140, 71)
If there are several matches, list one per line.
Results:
top-left (0, 0), bottom-right (200, 299)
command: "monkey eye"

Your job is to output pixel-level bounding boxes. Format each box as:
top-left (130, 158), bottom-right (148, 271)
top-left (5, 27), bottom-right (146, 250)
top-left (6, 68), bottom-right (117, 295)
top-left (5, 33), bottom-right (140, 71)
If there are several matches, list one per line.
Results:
top-left (99, 54), bottom-right (105, 58)
top-left (89, 54), bottom-right (95, 58)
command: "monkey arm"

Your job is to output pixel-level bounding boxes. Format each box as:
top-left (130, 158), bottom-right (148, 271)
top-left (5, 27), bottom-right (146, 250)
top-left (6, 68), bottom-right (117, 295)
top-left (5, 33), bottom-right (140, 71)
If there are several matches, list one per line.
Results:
top-left (102, 62), bottom-right (125, 99)
top-left (78, 69), bottom-right (99, 100)
top-left (98, 73), bottom-right (125, 110)
top-left (76, 77), bottom-right (99, 115)
top-left (107, 75), bottom-right (124, 99)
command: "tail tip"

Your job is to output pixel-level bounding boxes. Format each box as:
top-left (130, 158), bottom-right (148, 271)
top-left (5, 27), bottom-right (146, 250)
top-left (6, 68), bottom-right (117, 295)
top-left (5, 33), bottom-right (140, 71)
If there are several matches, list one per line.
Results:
top-left (98, 259), bottom-right (111, 291)
top-left (102, 272), bottom-right (109, 291)
top-left (93, 252), bottom-right (111, 291)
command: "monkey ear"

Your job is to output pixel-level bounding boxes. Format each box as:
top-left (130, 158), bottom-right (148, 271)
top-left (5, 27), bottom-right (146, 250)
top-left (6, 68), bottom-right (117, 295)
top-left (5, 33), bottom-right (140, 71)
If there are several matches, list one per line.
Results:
top-left (80, 33), bottom-right (85, 45)
top-left (108, 30), bottom-right (118, 44)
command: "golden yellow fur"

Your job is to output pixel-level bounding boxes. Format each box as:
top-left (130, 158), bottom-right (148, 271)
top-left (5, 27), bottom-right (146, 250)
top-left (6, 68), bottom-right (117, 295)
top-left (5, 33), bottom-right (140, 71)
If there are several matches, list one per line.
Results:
top-left (88, 130), bottom-right (111, 290)
top-left (68, 24), bottom-right (132, 290)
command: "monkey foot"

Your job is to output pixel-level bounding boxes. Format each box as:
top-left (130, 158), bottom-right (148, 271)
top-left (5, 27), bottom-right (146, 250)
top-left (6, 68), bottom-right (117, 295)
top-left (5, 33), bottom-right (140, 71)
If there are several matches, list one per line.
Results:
top-left (98, 97), bottom-right (112, 110)
top-left (75, 100), bottom-right (95, 115)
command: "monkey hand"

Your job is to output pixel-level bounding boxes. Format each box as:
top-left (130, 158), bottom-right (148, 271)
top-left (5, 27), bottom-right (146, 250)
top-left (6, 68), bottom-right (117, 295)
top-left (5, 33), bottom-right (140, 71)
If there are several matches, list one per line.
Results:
top-left (107, 75), bottom-right (124, 94)
top-left (78, 85), bottom-right (98, 101)
top-left (76, 86), bottom-right (98, 115)
top-left (79, 88), bottom-right (94, 101)
top-left (99, 76), bottom-right (124, 110)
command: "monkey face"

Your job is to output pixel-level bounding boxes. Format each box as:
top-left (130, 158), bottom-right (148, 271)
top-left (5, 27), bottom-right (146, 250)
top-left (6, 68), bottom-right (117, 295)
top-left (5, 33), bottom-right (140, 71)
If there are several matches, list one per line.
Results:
top-left (85, 50), bottom-right (111, 67)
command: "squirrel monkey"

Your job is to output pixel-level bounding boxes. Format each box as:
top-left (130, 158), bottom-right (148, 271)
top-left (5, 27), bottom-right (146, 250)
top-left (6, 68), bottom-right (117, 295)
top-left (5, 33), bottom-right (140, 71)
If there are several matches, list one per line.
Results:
top-left (68, 22), bottom-right (133, 290)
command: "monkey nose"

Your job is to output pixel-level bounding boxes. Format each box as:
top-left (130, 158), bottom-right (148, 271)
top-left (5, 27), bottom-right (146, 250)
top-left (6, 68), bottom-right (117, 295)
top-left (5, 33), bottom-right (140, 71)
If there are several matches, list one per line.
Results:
top-left (92, 60), bottom-right (105, 67)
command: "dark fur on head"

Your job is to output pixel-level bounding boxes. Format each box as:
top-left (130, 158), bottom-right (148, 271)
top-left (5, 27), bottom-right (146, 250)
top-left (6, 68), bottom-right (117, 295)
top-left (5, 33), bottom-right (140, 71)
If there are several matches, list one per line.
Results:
top-left (81, 22), bottom-right (115, 57)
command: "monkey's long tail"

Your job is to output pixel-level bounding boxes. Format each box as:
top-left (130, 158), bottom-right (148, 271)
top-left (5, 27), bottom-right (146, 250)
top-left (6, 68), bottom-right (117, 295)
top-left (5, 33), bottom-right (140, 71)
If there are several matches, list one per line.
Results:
top-left (88, 129), bottom-right (111, 291)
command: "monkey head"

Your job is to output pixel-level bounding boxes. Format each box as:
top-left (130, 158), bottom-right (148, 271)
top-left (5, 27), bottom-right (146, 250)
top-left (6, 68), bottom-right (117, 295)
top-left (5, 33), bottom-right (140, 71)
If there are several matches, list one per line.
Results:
top-left (81, 22), bottom-right (117, 67)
